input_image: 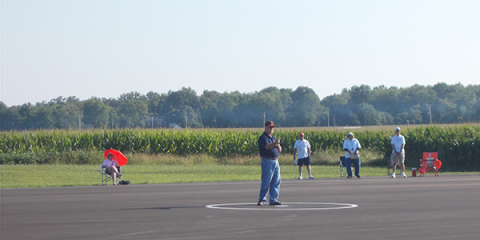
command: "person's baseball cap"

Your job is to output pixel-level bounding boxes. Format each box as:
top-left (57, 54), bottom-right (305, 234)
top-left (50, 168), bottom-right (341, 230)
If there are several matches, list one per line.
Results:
top-left (395, 127), bottom-right (401, 131)
top-left (347, 132), bottom-right (354, 137)
top-left (264, 121), bottom-right (276, 128)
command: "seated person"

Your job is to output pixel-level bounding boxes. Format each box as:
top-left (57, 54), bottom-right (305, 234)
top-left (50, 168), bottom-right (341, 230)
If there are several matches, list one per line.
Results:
top-left (101, 153), bottom-right (121, 185)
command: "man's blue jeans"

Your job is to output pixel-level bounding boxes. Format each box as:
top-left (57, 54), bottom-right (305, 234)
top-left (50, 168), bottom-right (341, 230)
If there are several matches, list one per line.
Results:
top-left (345, 157), bottom-right (361, 176)
top-left (259, 159), bottom-right (281, 204)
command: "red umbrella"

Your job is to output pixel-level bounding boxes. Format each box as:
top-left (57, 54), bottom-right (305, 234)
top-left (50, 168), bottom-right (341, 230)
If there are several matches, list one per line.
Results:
top-left (104, 149), bottom-right (127, 167)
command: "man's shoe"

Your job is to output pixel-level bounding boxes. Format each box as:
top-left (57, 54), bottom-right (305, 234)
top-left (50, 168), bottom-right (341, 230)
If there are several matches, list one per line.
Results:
top-left (257, 200), bottom-right (266, 206)
top-left (298, 176), bottom-right (302, 180)
top-left (355, 175), bottom-right (361, 178)
top-left (308, 175), bottom-right (314, 179)
top-left (347, 176), bottom-right (352, 178)
top-left (402, 172), bottom-right (407, 178)
top-left (269, 201), bottom-right (282, 205)
top-left (391, 174), bottom-right (396, 178)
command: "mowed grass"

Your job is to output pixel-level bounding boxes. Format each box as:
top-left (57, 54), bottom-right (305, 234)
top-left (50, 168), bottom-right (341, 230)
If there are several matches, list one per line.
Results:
top-left (2, 150), bottom-right (478, 188)
top-left (1, 164), bottom-right (396, 188)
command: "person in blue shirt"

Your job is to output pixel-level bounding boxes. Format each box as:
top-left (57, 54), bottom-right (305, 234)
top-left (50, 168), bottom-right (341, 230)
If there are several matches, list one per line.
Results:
top-left (257, 121), bottom-right (282, 206)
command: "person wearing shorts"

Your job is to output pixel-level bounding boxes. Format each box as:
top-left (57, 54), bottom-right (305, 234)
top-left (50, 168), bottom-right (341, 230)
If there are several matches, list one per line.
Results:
top-left (101, 153), bottom-right (121, 185)
top-left (293, 132), bottom-right (313, 180)
top-left (391, 127), bottom-right (407, 178)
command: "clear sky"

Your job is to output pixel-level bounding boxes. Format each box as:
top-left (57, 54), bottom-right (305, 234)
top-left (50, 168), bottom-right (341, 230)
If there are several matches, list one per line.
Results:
top-left (1, 0), bottom-right (479, 107)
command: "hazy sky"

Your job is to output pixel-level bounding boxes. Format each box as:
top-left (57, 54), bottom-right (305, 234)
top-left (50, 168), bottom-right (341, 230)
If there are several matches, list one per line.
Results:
top-left (1, 0), bottom-right (479, 107)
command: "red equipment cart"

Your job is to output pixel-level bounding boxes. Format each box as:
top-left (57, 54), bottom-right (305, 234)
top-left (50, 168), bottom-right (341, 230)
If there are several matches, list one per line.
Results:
top-left (418, 152), bottom-right (442, 177)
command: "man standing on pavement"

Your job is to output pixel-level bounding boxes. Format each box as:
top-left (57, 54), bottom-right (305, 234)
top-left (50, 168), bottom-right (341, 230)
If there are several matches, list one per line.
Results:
top-left (391, 127), bottom-right (407, 178)
top-left (293, 132), bottom-right (314, 180)
top-left (343, 132), bottom-right (362, 178)
top-left (257, 121), bottom-right (282, 206)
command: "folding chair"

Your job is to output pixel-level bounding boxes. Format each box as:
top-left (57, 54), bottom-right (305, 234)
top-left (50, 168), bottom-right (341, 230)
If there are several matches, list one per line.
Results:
top-left (339, 156), bottom-right (350, 177)
top-left (387, 158), bottom-right (394, 175)
top-left (97, 166), bottom-right (123, 185)
top-left (418, 152), bottom-right (442, 177)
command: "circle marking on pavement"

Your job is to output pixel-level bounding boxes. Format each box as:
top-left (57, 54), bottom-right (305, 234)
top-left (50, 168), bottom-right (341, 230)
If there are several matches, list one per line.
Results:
top-left (205, 202), bottom-right (358, 211)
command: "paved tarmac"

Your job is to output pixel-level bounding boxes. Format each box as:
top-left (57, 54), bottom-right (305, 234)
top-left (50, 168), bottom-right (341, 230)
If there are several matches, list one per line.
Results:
top-left (2, 175), bottom-right (480, 240)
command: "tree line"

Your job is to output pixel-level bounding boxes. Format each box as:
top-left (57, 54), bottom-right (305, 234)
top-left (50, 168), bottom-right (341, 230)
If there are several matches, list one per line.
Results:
top-left (1, 82), bottom-right (480, 130)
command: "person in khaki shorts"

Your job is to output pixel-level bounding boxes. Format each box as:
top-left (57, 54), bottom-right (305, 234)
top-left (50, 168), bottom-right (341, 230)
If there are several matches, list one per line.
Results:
top-left (391, 127), bottom-right (406, 178)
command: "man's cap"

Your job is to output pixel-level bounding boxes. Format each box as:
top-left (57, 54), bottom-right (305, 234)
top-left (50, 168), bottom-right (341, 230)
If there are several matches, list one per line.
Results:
top-left (395, 127), bottom-right (401, 131)
top-left (347, 132), bottom-right (354, 137)
top-left (264, 121), bottom-right (276, 128)
top-left (300, 132), bottom-right (304, 136)
top-left (107, 153), bottom-right (114, 156)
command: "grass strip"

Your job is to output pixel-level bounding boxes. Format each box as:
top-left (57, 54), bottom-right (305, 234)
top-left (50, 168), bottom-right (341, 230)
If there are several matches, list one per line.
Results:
top-left (2, 164), bottom-right (475, 188)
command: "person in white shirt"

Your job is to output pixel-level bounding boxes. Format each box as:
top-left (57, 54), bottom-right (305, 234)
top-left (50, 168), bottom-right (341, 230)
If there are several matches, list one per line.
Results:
top-left (391, 127), bottom-right (407, 178)
top-left (343, 132), bottom-right (362, 178)
top-left (293, 132), bottom-right (314, 180)
top-left (101, 153), bottom-right (120, 185)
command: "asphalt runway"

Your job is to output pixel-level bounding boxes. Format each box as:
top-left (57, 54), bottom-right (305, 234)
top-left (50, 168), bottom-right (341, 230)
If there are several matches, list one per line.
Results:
top-left (2, 175), bottom-right (480, 240)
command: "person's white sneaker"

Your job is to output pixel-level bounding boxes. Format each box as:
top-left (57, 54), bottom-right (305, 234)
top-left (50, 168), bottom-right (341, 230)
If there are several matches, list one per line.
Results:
top-left (308, 175), bottom-right (314, 179)
top-left (298, 176), bottom-right (302, 180)
top-left (391, 174), bottom-right (396, 178)
top-left (402, 172), bottom-right (407, 178)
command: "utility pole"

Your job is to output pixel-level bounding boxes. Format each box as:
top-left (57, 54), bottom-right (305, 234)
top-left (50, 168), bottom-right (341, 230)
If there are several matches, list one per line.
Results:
top-left (364, 111), bottom-right (367, 126)
top-left (79, 115), bottom-right (81, 130)
top-left (263, 112), bottom-right (265, 126)
top-left (334, 115), bottom-right (336, 127)
top-left (328, 112), bottom-right (330, 127)
top-left (429, 104), bottom-right (432, 124)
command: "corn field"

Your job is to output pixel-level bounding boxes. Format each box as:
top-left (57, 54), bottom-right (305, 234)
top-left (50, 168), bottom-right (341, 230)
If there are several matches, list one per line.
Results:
top-left (1, 125), bottom-right (479, 171)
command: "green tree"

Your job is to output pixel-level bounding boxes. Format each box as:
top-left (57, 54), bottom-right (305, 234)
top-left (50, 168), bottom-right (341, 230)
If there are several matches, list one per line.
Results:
top-left (117, 92), bottom-right (148, 128)
top-left (16, 103), bottom-right (34, 129)
top-left (320, 91), bottom-right (350, 126)
top-left (179, 106), bottom-right (204, 128)
top-left (349, 84), bottom-right (372, 104)
top-left (49, 97), bottom-right (83, 129)
top-left (34, 103), bottom-right (53, 129)
top-left (0, 102), bottom-right (19, 130)
top-left (200, 90), bottom-right (221, 127)
top-left (83, 98), bottom-right (111, 128)
top-left (355, 103), bottom-right (393, 126)
top-left (394, 105), bottom-right (422, 124)
top-left (145, 91), bottom-right (167, 117)
top-left (286, 87), bottom-right (323, 126)
top-left (164, 87), bottom-right (202, 127)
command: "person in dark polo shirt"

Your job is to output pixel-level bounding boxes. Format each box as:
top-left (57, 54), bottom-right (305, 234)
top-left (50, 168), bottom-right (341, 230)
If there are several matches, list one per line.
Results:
top-left (257, 120), bottom-right (282, 206)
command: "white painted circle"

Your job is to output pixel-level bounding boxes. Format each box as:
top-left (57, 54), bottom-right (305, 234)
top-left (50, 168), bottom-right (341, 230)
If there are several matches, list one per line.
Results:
top-left (205, 202), bottom-right (358, 211)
